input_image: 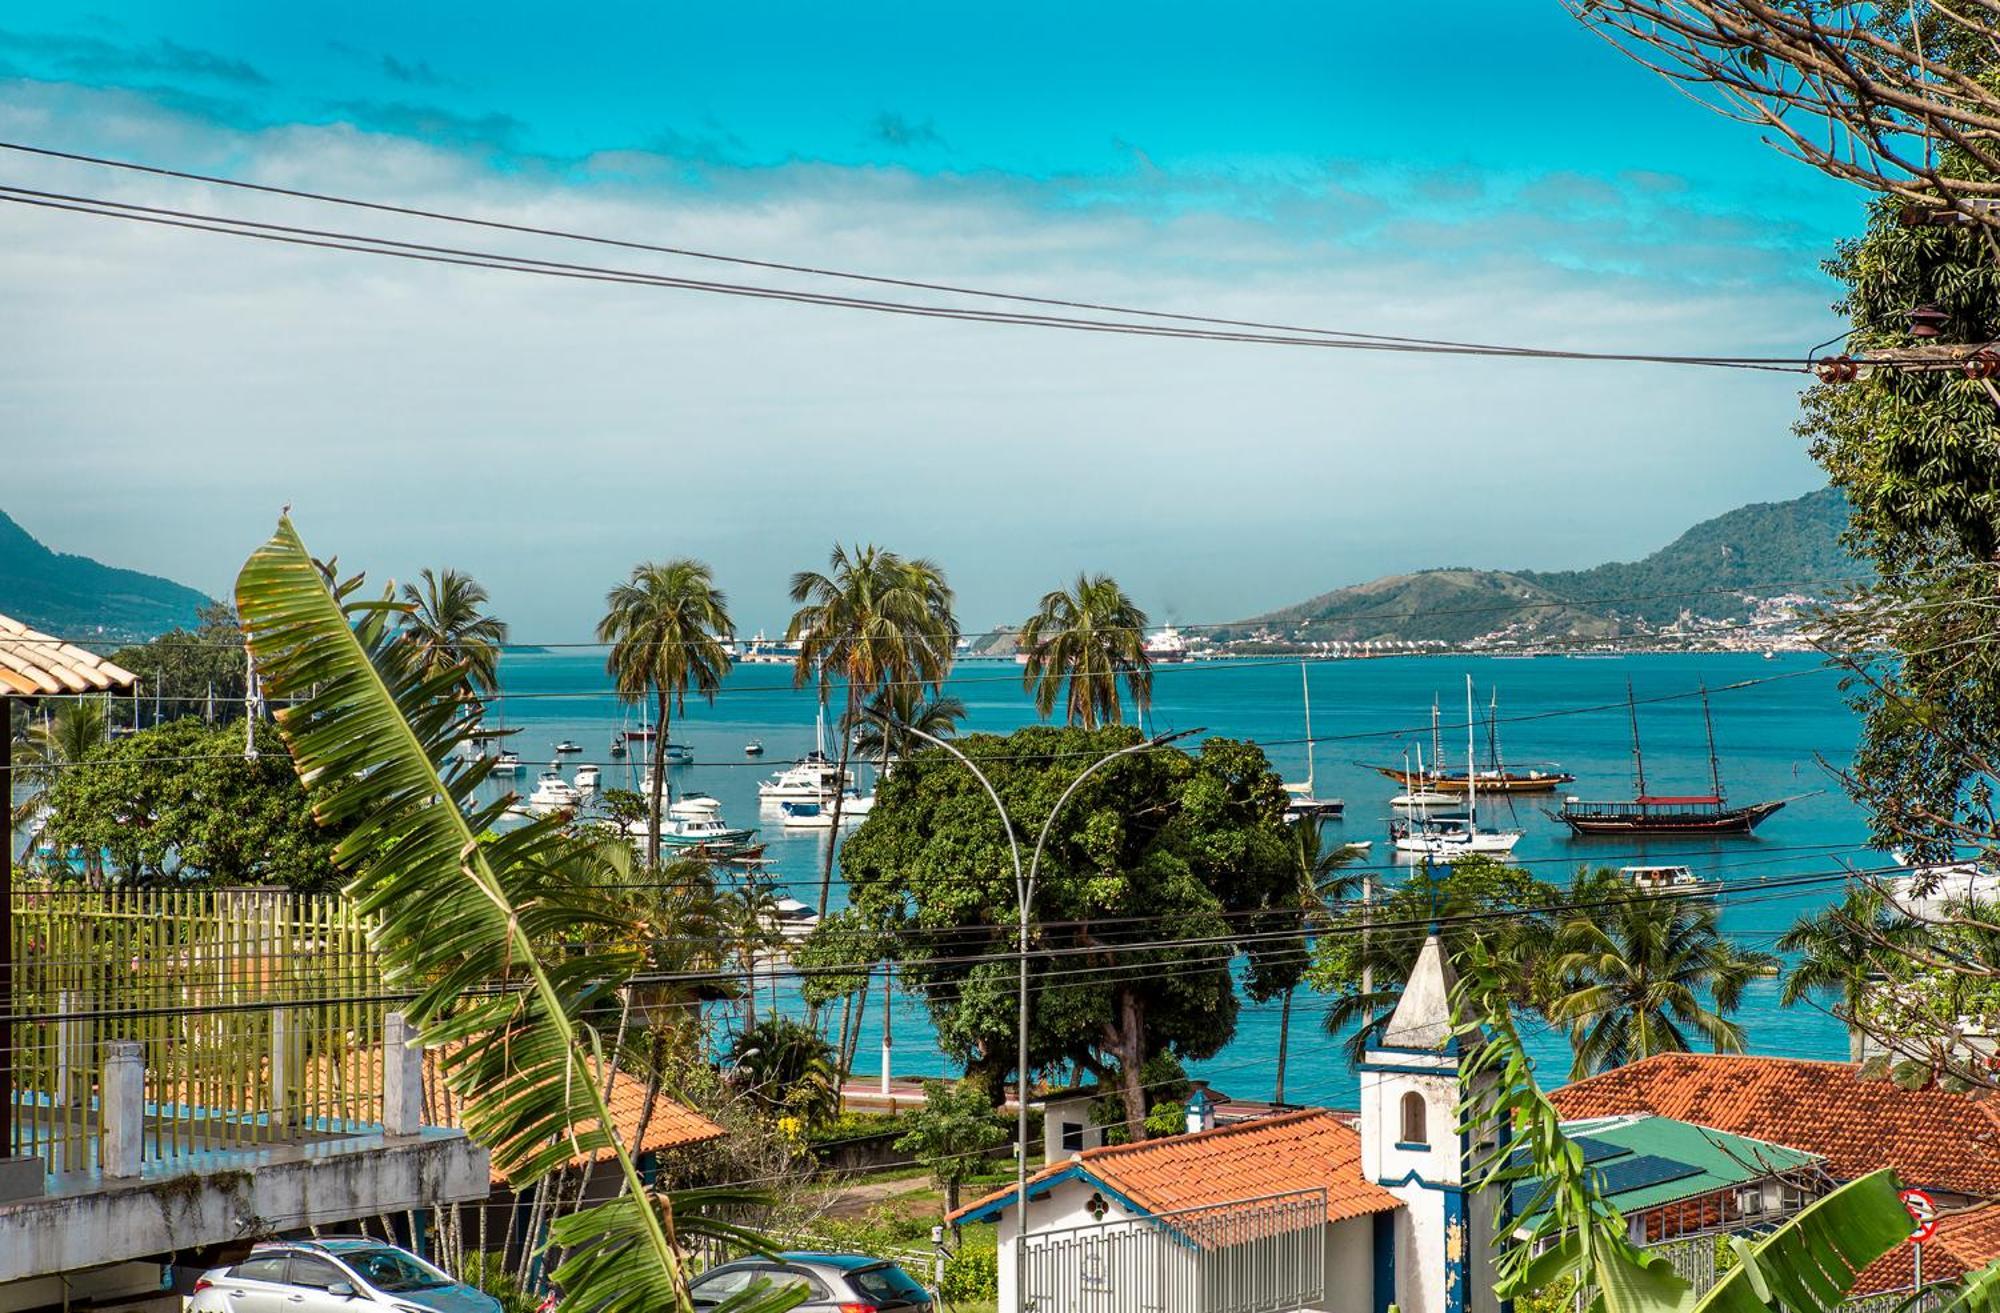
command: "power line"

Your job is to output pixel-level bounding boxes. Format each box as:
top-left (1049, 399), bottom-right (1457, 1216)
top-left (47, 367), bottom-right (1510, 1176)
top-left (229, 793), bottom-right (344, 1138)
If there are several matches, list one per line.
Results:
top-left (0, 139), bottom-right (1813, 371)
top-left (0, 183), bottom-right (1813, 371)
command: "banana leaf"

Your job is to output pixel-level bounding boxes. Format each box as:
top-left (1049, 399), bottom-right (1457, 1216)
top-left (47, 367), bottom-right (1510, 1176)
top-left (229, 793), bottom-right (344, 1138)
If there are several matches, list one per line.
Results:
top-left (1692, 1169), bottom-right (1910, 1312)
top-left (235, 518), bottom-right (796, 1313)
top-left (1928, 1259), bottom-right (2000, 1312)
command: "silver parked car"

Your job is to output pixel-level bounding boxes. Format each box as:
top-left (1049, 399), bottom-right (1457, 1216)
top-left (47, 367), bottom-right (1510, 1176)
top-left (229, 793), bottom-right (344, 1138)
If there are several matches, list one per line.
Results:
top-left (687, 1252), bottom-right (931, 1311)
top-left (189, 1239), bottom-right (500, 1313)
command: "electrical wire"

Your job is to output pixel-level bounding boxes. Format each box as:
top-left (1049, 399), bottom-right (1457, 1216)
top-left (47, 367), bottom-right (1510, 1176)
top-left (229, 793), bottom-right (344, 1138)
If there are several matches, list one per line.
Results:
top-left (0, 140), bottom-right (1815, 371)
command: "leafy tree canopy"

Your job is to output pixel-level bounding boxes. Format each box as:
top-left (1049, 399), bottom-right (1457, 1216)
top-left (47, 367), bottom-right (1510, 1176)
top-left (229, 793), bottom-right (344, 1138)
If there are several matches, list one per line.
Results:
top-left (837, 725), bottom-right (1295, 1136)
top-left (35, 716), bottom-right (344, 890)
top-left (109, 602), bottom-right (247, 726)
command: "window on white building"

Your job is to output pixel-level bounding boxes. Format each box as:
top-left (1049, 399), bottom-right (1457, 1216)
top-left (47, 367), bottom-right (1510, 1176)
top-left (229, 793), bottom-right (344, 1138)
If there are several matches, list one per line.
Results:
top-left (1400, 1091), bottom-right (1428, 1146)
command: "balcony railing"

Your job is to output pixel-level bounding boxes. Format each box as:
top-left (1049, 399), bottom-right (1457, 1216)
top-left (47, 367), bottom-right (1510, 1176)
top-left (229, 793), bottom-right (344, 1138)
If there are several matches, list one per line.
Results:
top-left (8, 885), bottom-right (388, 1174)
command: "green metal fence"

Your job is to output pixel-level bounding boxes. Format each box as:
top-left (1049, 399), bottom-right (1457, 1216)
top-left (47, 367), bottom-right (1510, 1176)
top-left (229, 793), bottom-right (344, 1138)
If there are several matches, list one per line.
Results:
top-left (8, 885), bottom-right (386, 1171)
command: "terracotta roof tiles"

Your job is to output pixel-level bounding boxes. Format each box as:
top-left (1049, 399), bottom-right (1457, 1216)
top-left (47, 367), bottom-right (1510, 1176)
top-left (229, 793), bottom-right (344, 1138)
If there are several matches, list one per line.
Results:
top-left (952, 1109), bottom-right (1400, 1226)
top-left (0, 613), bottom-right (138, 696)
top-left (1853, 1200), bottom-right (2000, 1296)
top-left (1548, 1054), bottom-right (2000, 1198)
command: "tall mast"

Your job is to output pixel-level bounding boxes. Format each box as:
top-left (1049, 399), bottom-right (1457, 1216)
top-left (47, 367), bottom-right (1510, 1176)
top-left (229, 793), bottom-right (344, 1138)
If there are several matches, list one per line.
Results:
top-left (1486, 687), bottom-right (1502, 776)
top-left (1627, 680), bottom-right (1648, 802)
top-left (1300, 661), bottom-right (1315, 795)
top-left (1701, 681), bottom-right (1725, 803)
top-left (1465, 675), bottom-right (1478, 828)
top-left (1431, 696), bottom-right (1443, 783)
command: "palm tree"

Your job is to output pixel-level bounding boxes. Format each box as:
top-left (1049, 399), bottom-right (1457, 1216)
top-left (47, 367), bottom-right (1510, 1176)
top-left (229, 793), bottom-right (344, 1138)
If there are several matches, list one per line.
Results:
top-left (1273, 819), bottom-right (1360, 1105)
top-left (788, 545), bottom-right (956, 916)
top-left (1778, 883), bottom-right (1930, 1062)
top-left (598, 560), bottom-right (734, 869)
top-left (1019, 573), bottom-right (1152, 728)
top-left (397, 568), bottom-right (509, 694)
top-left (12, 698), bottom-right (107, 864)
top-left (1550, 889), bottom-right (1777, 1078)
top-left (844, 683), bottom-right (967, 765)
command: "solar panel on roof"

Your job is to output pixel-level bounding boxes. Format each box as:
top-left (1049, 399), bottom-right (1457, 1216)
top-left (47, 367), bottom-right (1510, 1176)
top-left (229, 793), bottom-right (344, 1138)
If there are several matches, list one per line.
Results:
top-left (1571, 1136), bottom-right (1632, 1165)
top-left (1595, 1154), bottom-right (1703, 1196)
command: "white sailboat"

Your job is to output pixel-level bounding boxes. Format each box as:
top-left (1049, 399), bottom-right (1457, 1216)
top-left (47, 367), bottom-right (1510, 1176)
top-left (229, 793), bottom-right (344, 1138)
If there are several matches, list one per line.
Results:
top-left (1282, 661), bottom-right (1344, 824)
top-left (1392, 678), bottom-right (1522, 861)
top-left (758, 702), bottom-right (849, 801)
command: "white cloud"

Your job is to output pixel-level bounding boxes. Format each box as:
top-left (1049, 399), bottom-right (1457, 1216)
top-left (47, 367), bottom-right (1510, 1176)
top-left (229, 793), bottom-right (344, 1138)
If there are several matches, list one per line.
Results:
top-left (0, 79), bottom-right (1844, 636)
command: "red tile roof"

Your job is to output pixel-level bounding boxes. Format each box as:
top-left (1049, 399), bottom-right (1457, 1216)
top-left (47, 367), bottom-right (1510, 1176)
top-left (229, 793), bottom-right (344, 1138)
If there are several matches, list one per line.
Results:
top-left (1548, 1054), bottom-right (2000, 1198)
top-left (950, 1109), bottom-right (1400, 1227)
top-left (1852, 1200), bottom-right (2000, 1296)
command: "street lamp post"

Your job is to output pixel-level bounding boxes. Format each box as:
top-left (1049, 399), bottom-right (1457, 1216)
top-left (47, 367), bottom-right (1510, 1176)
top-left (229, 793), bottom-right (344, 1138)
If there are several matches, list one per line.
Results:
top-left (865, 715), bottom-right (1199, 1313)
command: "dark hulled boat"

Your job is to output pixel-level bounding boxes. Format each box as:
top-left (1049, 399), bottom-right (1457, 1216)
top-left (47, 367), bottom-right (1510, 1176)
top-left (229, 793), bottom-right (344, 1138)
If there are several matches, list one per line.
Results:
top-left (1548, 682), bottom-right (1787, 837)
top-left (1365, 688), bottom-right (1574, 794)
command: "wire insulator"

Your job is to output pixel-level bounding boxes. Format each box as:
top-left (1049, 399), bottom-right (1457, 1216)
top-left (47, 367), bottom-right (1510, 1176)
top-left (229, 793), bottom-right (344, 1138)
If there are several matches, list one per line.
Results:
top-left (1814, 355), bottom-right (1860, 383)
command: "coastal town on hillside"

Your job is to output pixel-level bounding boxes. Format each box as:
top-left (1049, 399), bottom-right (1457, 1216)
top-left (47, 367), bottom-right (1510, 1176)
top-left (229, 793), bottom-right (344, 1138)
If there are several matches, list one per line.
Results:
top-left (10, 5), bottom-right (2000, 1313)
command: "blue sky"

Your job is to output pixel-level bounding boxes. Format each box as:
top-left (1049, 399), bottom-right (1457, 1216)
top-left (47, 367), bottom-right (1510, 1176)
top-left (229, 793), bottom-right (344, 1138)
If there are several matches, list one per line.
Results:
top-left (0, 3), bottom-right (1864, 636)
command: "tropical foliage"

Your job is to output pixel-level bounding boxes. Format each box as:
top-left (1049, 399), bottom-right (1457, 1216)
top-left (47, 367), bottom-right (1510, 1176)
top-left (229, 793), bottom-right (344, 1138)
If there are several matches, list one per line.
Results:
top-left (1456, 947), bottom-right (1918, 1313)
top-left (1256, 817), bottom-right (1359, 1105)
top-left (31, 716), bottom-right (345, 890)
top-left (836, 725), bottom-right (1296, 1137)
top-left (844, 682), bottom-right (966, 764)
top-left (598, 559), bottom-right (734, 868)
top-left (397, 566), bottom-right (509, 694)
top-left (726, 1017), bottom-right (841, 1134)
top-left (1549, 892), bottom-right (1776, 1078)
top-left (108, 602), bottom-right (248, 725)
top-left (10, 696), bottom-right (106, 836)
top-left (1018, 572), bottom-right (1152, 728)
top-left (788, 543), bottom-right (956, 914)
top-left (234, 518), bottom-right (784, 1313)
top-left (1776, 883), bottom-right (1928, 1062)
top-left (893, 1079), bottom-right (1010, 1219)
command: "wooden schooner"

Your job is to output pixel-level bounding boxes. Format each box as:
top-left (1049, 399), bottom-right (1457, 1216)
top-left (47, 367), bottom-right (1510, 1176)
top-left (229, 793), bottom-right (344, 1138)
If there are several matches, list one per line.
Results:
top-left (1547, 681), bottom-right (1788, 836)
top-left (1364, 690), bottom-right (1575, 794)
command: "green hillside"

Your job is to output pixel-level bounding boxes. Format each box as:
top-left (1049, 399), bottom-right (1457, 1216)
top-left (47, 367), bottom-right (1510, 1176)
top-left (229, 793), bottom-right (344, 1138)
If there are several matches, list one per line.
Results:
top-left (1225, 488), bottom-right (1861, 645)
top-left (1520, 486), bottom-right (1859, 625)
top-left (0, 510), bottom-right (213, 642)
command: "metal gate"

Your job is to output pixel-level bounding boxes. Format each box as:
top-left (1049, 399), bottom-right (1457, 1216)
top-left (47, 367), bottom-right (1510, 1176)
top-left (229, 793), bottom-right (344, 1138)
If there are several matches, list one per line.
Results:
top-left (1023, 1189), bottom-right (1328, 1313)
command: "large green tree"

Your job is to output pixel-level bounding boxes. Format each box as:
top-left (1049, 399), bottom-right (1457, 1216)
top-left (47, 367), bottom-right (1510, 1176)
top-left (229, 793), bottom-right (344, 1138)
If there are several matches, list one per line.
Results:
top-left (34, 716), bottom-right (344, 889)
top-left (836, 725), bottom-right (1296, 1139)
top-left (1018, 573), bottom-right (1153, 728)
top-left (11, 697), bottom-right (107, 851)
top-left (598, 560), bottom-right (734, 868)
top-left (788, 544), bottom-right (956, 916)
top-left (1777, 883), bottom-right (1929, 1063)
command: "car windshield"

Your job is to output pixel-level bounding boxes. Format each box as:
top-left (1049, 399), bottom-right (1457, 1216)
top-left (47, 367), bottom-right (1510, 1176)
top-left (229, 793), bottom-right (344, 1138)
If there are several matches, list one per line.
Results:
top-left (344, 1249), bottom-right (452, 1292)
top-left (850, 1264), bottom-right (928, 1303)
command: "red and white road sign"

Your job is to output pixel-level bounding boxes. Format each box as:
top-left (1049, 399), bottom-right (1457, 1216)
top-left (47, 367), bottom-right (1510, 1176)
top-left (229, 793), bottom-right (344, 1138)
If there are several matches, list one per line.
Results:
top-left (1902, 1188), bottom-right (1939, 1245)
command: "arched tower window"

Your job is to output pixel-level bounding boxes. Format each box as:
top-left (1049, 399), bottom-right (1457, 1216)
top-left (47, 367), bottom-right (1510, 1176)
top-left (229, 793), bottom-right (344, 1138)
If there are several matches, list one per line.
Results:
top-left (1400, 1090), bottom-right (1428, 1147)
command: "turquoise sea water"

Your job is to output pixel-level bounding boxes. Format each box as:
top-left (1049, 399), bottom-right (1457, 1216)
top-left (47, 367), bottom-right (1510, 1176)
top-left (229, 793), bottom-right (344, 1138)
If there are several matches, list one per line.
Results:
top-left (483, 650), bottom-right (1869, 1107)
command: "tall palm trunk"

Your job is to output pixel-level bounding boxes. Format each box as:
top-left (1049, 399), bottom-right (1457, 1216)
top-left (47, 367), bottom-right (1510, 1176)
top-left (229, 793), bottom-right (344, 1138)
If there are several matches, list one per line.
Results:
top-left (1273, 987), bottom-right (1294, 1105)
top-left (816, 680), bottom-right (858, 918)
top-left (647, 688), bottom-right (671, 870)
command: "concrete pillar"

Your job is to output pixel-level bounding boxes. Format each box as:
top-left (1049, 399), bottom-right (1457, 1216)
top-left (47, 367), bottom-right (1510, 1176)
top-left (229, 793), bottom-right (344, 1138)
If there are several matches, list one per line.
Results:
top-left (383, 1013), bottom-right (424, 1136)
top-left (270, 1007), bottom-right (293, 1130)
top-left (102, 1040), bottom-right (144, 1178)
top-left (880, 964), bottom-right (892, 1098)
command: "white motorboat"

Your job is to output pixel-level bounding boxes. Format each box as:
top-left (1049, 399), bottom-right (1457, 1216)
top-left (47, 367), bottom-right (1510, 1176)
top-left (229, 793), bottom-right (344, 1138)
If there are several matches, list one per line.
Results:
top-left (525, 770), bottom-right (581, 815)
top-left (779, 793), bottom-right (872, 828)
top-left (759, 753), bottom-right (850, 801)
top-left (661, 795), bottom-right (759, 851)
top-left (555, 740), bottom-right (583, 755)
top-left (573, 764), bottom-right (600, 794)
top-left (490, 750), bottom-right (523, 776)
top-left (1623, 865), bottom-right (1720, 897)
top-left (1390, 790), bottom-right (1456, 811)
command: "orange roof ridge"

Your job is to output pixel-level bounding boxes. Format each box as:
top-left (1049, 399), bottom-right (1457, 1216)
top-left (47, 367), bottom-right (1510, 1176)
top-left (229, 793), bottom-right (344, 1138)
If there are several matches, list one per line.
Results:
top-left (1071, 1107), bottom-right (1327, 1165)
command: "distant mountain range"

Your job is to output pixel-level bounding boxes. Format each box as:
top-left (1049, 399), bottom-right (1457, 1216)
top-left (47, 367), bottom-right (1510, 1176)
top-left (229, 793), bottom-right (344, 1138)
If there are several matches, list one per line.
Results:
top-left (1219, 487), bottom-right (1861, 646)
top-left (0, 511), bottom-right (212, 642)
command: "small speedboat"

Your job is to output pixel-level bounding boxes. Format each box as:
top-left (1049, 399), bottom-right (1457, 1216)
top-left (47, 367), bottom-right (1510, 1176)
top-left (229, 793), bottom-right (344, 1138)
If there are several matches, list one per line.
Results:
top-left (555, 740), bottom-right (583, 755)
top-left (779, 793), bottom-right (872, 828)
top-left (661, 795), bottom-right (758, 851)
top-left (573, 764), bottom-right (601, 794)
top-left (744, 740), bottom-right (765, 757)
top-left (664, 742), bottom-right (695, 765)
top-left (490, 750), bottom-right (523, 776)
top-left (608, 739), bottom-right (628, 759)
top-left (759, 752), bottom-right (849, 801)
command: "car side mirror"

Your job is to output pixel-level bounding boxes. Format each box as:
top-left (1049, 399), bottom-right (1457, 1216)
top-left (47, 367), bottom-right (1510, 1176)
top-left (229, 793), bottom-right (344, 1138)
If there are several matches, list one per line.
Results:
top-left (327, 1283), bottom-right (357, 1299)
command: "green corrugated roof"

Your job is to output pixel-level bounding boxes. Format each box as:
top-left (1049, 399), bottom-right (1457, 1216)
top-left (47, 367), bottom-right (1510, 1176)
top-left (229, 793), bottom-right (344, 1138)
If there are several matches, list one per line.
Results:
top-left (1513, 1114), bottom-right (1822, 1222)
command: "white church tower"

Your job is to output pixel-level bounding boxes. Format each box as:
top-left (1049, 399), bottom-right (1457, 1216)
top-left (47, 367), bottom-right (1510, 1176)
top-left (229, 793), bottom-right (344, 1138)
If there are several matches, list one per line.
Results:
top-left (1358, 933), bottom-right (1505, 1313)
